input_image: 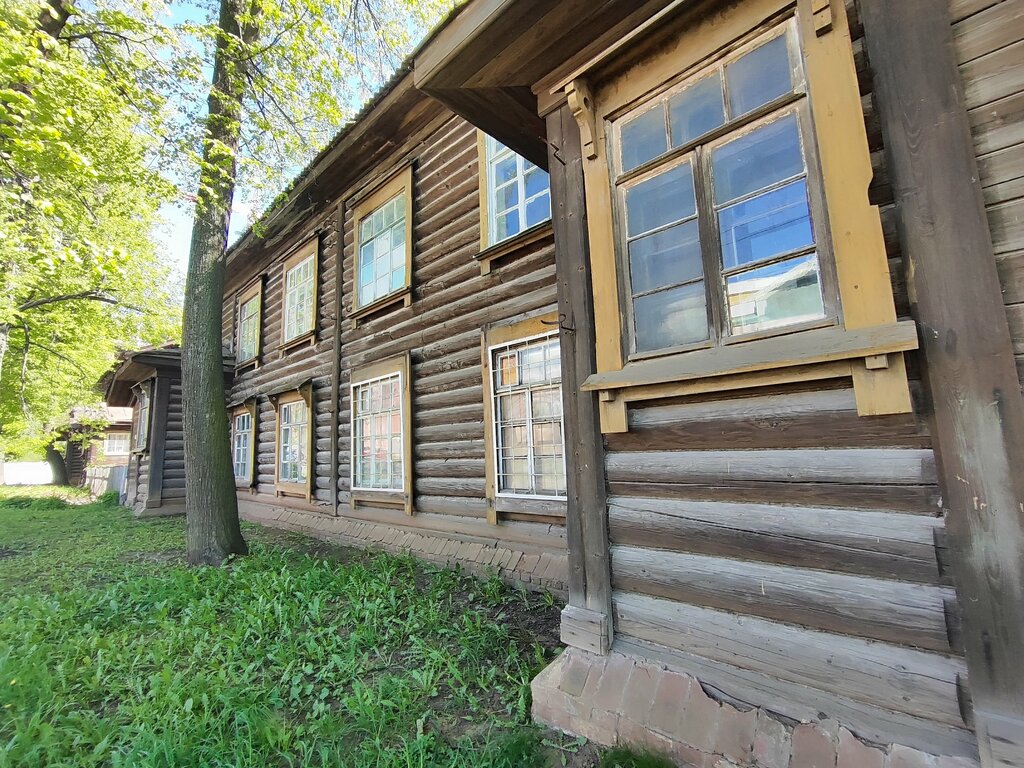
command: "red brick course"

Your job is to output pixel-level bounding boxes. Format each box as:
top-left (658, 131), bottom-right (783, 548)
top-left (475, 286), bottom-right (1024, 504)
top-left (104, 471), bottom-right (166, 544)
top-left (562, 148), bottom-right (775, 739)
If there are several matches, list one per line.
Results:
top-left (531, 648), bottom-right (980, 768)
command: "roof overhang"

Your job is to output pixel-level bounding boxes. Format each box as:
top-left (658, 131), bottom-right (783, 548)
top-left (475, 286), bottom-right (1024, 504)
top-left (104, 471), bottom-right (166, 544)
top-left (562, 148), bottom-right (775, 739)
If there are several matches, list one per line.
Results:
top-left (412, 0), bottom-right (682, 166)
top-left (105, 347), bottom-right (233, 406)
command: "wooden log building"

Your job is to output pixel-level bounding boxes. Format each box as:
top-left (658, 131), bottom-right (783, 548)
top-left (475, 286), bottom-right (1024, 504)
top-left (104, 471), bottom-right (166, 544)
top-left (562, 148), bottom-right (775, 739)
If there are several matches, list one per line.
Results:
top-left (152, 0), bottom-right (1024, 764)
top-left (61, 405), bottom-right (132, 489)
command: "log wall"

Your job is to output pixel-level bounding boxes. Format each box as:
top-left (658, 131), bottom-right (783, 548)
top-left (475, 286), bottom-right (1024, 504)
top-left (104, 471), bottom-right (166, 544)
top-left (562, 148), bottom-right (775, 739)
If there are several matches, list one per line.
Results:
top-left (951, 0), bottom-right (1024, 384)
top-left (591, 1), bottom-right (976, 756)
top-left (223, 111), bottom-right (567, 591)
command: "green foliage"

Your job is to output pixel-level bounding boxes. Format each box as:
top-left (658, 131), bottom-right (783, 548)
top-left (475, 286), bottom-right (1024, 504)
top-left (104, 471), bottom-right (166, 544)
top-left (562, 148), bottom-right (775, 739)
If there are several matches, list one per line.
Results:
top-left (0, 0), bottom-right (182, 457)
top-left (0, 488), bottom-right (571, 767)
top-left (599, 748), bottom-right (677, 768)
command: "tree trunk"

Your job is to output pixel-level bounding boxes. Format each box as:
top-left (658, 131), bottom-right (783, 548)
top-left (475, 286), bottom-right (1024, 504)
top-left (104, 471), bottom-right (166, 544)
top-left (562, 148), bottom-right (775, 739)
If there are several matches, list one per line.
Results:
top-left (181, 0), bottom-right (257, 565)
top-left (45, 443), bottom-right (69, 486)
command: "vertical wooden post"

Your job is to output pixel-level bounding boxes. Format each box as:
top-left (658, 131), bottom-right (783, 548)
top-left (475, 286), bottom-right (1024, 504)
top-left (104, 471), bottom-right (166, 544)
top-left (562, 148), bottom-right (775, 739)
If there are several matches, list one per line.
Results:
top-left (330, 201), bottom-right (346, 515)
top-left (547, 104), bottom-right (613, 654)
top-left (145, 374), bottom-right (172, 509)
top-left (860, 1), bottom-right (1024, 764)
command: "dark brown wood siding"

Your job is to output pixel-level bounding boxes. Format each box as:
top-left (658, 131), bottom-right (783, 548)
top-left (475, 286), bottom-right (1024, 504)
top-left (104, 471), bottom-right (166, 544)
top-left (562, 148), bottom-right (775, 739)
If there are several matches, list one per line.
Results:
top-left (223, 111), bottom-right (567, 583)
top-left (595, 3), bottom-right (973, 756)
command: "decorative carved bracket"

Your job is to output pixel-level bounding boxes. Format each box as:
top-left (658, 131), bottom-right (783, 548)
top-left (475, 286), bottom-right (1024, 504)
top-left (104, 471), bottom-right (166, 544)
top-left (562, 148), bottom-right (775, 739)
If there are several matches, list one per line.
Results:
top-left (566, 78), bottom-right (598, 160)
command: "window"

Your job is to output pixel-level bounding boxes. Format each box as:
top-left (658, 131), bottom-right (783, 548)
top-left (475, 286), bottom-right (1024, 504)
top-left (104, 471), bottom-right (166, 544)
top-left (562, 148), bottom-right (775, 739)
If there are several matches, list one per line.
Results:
top-left (613, 24), bottom-right (829, 357)
top-left (277, 398), bottom-right (308, 485)
top-left (350, 354), bottom-right (413, 513)
top-left (571, 2), bottom-right (914, 430)
top-left (490, 332), bottom-right (566, 498)
top-left (132, 385), bottom-right (150, 451)
top-left (483, 136), bottom-right (551, 246)
top-left (282, 244), bottom-right (316, 343)
top-left (237, 281), bottom-right (262, 363)
top-left (232, 411), bottom-right (252, 482)
top-left (105, 432), bottom-right (130, 456)
top-left (352, 373), bottom-right (404, 491)
top-left (353, 166), bottom-right (413, 314)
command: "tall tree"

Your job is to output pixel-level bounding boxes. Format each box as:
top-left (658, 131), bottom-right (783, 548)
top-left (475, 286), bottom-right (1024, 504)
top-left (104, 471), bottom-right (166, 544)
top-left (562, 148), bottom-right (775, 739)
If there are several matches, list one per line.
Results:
top-left (179, 0), bottom-right (454, 565)
top-left (0, 0), bottom-right (181, 466)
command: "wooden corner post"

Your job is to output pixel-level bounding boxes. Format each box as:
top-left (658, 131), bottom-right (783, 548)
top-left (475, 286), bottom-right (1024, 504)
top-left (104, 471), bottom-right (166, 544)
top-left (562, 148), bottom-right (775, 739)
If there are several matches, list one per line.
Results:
top-left (861, 1), bottom-right (1024, 764)
top-left (547, 103), bottom-right (613, 655)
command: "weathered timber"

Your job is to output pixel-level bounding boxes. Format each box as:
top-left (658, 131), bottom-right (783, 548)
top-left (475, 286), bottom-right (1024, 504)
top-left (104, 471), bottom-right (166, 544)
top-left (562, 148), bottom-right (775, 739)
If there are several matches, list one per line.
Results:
top-left (862, 0), bottom-right (1024, 762)
top-left (607, 496), bottom-right (943, 583)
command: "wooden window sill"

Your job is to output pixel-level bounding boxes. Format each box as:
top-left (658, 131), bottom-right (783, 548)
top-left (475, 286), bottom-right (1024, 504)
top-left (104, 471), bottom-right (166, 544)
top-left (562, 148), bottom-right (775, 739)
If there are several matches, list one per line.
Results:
top-left (495, 495), bottom-right (567, 517)
top-left (583, 321), bottom-right (917, 393)
top-left (350, 288), bottom-right (412, 325)
top-left (275, 483), bottom-right (308, 498)
top-left (235, 357), bottom-right (259, 373)
top-left (476, 222), bottom-right (554, 275)
top-left (278, 331), bottom-right (316, 353)
top-left (351, 488), bottom-right (412, 514)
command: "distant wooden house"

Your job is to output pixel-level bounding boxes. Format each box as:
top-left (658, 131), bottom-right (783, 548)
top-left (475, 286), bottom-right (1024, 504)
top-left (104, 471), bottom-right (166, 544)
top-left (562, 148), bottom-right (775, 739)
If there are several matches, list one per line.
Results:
top-left (61, 405), bottom-right (133, 494)
top-left (212, 0), bottom-right (1023, 765)
top-left (104, 345), bottom-right (232, 517)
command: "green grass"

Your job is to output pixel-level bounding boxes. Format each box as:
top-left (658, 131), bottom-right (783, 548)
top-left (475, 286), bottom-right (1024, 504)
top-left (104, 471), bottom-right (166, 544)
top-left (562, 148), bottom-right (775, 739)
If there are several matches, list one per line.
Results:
top-left (0, 487), bottom-right (583, 767)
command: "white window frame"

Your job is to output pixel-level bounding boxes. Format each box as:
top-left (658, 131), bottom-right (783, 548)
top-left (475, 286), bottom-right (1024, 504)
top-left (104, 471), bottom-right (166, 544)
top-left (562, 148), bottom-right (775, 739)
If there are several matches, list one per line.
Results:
top-left (484, 136), bottom-right (552, 247)
top-left (105, 432), bottom-right (130, 456)
top-left (236, 284), bottom-right (261, 363)
top-left (282, 247), bottom-right (316, 344)
top-left (277, 398), bottom-right (308, 485)
top-left (489, 330), bottom-right (567, 501)
top-left (232, 411), bottom-right (252, 482)
top-left (132, 384), bottom-right (151, 451)
top-left (351, 370), bottom-right (405, 493)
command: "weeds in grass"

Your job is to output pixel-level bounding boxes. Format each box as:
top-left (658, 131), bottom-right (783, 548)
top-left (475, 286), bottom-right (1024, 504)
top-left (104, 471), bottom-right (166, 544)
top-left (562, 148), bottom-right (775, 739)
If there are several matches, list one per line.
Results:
top-left (0, 489), bottom-right (569, 767)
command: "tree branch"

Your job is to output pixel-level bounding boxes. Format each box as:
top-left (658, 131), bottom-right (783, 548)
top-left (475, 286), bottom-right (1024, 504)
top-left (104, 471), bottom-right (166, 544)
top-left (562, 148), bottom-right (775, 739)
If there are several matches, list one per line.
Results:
top-left (17, 291), bottom-right (118, 313)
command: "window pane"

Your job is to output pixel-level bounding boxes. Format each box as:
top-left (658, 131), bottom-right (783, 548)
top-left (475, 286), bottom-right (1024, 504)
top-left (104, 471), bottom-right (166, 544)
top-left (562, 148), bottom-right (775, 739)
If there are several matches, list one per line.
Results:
top-left (525, 194), bottom-right (550, 228)
top-left (711, 113), bottom-right (803, 204)
top-left (532, 387), bottom-right (561, 419)
top-left (625, 162), bottom-right (696, 237)
top-left (524, 167), bottom-right (547, 199)
top-left (621, 105), bottom-right (668, 172)
top-left (496, 182), bottom-right (519, 212)
top-left (494, 155), bottom-right (517, 185)
top-left (497, 210), bottom-right (519, 241)
top-left (670, 74), bottom-right (726, 147)
top-left (726, 35), bottom-right (793, 117)
top-left (633, 282), bottom-right (708, 352)
top-left (725, 253), bottom-right (824, 334)
top-left (719, 178), bottom-right (813, 270)
top-left (629, 219), bottom-right (703, 295)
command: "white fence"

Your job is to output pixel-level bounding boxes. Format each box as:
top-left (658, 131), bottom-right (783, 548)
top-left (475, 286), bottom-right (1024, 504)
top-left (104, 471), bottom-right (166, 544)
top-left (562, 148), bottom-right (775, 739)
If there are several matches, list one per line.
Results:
top-left (84, 465), bottom-right (128, 497)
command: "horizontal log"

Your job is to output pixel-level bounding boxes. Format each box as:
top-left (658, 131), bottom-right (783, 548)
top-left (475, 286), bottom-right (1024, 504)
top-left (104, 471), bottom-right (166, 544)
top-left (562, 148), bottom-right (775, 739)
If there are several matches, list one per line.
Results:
top-left (612, 545), bottom-right (953, 651)
top-left (608, 495), bottom-right (943, 583)
top-left (606, 448), bottom-right (937, 485)
top-left (605, 480), bottom-right (940, 514)
top-left (613, 591), bottom-right (967, 727)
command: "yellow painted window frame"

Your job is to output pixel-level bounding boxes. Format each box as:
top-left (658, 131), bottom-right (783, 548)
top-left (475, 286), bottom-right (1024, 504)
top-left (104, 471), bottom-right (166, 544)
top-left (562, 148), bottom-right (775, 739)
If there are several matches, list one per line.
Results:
top-left (280, 239), bottom-right (319, 348)
top-left (475, 131), bottom-right (555, 275)
top-left (351, 165), bottom-right (414, 319)
top-left (349, 353), bottom-right (414, 515)
top-left (481, 312), bottom-right (568, 524)
top-left (564, 0), bottom-right (916, 433)
top-left (235, 278), bottom-right (263, 367)
top-left (231, 400), bottom-right (258, 489)
top-left (272, 385), bottom-right (314, 500)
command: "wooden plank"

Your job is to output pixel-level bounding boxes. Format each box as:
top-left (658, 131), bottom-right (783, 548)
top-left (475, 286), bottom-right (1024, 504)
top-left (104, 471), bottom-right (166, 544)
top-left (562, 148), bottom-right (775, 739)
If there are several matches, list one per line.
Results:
top-left (961, 39), bottom-right (1024, 110)
top-left (605, 448), bottom-right (936, 485)
top-left (146, 375), bottom-right (172, 508)
top-left (617, 636), bottom-right (979, 758)
top-left (612, 545), bottom-right (954, 651)
top-left (607, 495), bottom-right (944, 583)
top-left (970, 90), bottom-right (1024, 156)
top-left (547, 104), bottom-right (612, 639)
top-left (613, 591), bottom-right (967, 727)
top-left (952, 0), bottom-right (1024, 63)
top-left (581, 321), bottom-right (918, 392)
top-left (606, 480), bottom-right (940, 514)
top-left (861, 0), bottom-right (1024, 760)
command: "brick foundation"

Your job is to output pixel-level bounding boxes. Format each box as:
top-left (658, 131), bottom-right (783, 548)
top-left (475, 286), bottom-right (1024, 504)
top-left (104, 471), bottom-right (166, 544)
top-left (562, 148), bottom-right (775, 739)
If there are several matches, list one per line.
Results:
top-left (238, 497), bottom-right (568, 594)
top-left (531, 648), bottom-right (980, 768)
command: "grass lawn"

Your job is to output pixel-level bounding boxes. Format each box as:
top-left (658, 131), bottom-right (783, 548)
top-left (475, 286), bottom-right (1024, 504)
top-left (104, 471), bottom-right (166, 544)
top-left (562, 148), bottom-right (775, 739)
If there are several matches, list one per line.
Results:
top-left (0, 487), bottom-right (653, 768)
